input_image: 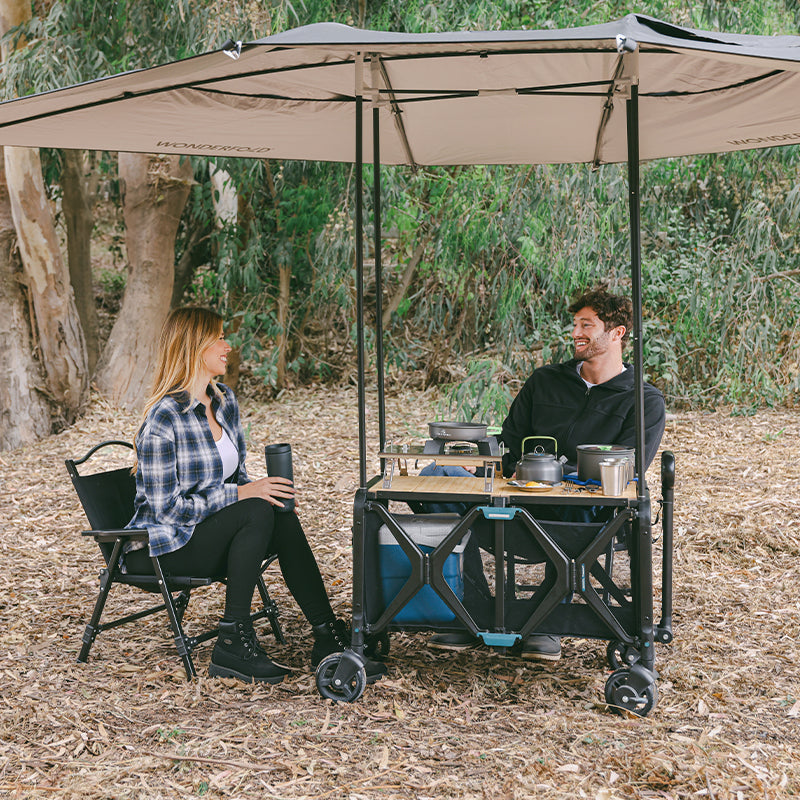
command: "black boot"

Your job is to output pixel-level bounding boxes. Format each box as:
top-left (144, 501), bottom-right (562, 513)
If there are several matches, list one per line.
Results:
top-left (311, 618), bottom-right (387, 684)
top-left (209, 620), bottom-right (290, 684)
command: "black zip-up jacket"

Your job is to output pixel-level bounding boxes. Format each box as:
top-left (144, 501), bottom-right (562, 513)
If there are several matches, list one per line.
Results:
top-left (499, 359), bottom-right (666, 477)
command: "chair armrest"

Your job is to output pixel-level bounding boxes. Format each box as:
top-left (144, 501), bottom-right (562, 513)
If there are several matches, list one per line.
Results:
top-left (82, 529), bottom-right (148, 543)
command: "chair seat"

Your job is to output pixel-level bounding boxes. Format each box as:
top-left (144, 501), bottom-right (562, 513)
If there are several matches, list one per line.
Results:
top-left (115, 573), bottom-right (219, 590)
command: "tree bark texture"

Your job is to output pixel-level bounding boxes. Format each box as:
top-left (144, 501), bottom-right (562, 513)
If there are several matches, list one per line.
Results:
top-left (0, 151), bottom-right (51, 450)
top-left (0, 0), bottom-right (26, 40)
top-left (94, 153), bottom-right (193, 409)
top-left (382, 238), bottom-right (430, 329)
top-left (1, 0), bottom-right (88, 426)
top-left (276, 264), bottom-right (291, 389)
top-left (4, 146), bottom-right (89, 422)
top-left (61, 149), bottom-right (100, 373)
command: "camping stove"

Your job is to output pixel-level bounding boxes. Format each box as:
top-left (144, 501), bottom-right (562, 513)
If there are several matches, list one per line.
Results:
top-left (422, 435), bottom-right (501, 457)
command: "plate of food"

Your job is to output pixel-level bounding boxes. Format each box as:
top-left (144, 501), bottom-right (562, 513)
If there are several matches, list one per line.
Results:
top-left (507, 480), bottom-right (558, 492)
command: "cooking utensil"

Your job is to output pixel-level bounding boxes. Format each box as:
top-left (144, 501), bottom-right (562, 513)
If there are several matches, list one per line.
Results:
top-left (577, 444), bottom-right (634, 482)
top-left (428, 421), bottom-right (488, 441)
top-left (515, 436), bottom-right (567, 484)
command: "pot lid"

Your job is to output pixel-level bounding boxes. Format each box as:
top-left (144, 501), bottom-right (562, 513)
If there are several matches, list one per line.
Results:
top-left (577, 444), bottom-right (634, 453)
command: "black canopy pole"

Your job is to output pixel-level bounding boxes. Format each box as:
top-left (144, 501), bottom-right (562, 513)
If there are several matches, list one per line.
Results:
top-left (373, 97), bottom-right (386, 455)
top-left (626, 83), bottom-right (647, 502)
top-left (355, 82), bottom-right (368, 488)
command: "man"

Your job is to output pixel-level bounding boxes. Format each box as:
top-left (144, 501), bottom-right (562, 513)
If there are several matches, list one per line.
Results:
top-left (428, 286), bottom-right (666, 660)
top-left (499, 286), bottom-right (666, 478)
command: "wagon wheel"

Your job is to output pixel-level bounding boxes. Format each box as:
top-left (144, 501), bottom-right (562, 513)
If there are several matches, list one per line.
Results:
top-left (364, 631), bottom-right (390, 660)
top-left (604, 668), bottom-right (658, 717)
top-left (606, 640), bottom-right (640, 670)
top-left (315, 653), bottom-right (367, 703)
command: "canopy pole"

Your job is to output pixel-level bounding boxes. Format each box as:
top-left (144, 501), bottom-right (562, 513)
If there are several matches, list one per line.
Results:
top-left (626, 83), bottom-right (646, 501)
top-left (373, 102), bottom-right (386, 455)
top-left (355, 66), bottom-right (368, 488)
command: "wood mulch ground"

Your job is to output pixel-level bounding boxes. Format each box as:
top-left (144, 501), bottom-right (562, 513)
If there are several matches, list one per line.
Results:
top-left (0, 386), bottom-right (798, 799)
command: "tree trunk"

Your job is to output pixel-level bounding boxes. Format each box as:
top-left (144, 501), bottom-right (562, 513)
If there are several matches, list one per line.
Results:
top-left (382, 237), bottom-right (430, 329)
top-left (62, 149), bottom-right (100, 373)
top-left (0, 150), bottom-right (51, 450)
top-left (94, 153), bottom-right (193, 409)
top-left (171, 162), bottom-right (228, 307)
top-left (1, 0), bottom-right (88, 426)
top-left (4, 146), bottom-right (89, 423)
top-left (264, 161), bottom-right (292, 391)
top-left (171, 215), bottom-right (211, 308)
top-left (275, 263), bottom-right (291, 389)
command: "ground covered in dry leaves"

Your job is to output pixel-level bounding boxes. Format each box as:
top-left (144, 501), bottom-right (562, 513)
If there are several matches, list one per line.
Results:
top-left (0, 386), bottom-right (798, 799)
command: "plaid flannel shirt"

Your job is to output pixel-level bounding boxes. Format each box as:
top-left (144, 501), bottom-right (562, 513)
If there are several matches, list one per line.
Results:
top-left (126, 383), bottom-right (250, 557)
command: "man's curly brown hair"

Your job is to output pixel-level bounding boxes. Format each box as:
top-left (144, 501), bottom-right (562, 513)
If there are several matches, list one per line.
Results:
top-left (568, 286), bottom-right (632, 346)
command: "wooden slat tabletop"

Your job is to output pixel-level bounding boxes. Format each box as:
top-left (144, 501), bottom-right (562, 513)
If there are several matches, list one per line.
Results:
top-left (375, 475), bottom-right (636, 500)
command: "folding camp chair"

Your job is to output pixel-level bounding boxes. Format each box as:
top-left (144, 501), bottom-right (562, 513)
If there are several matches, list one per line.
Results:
top-left (66, 439), bottom-right (285, 679)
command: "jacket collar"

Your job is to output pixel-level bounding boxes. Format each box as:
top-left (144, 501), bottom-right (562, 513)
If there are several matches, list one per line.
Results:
top-left (174, 383), bottom-right (225, 414)
top-left (561, 358), bottom-right (633, 390)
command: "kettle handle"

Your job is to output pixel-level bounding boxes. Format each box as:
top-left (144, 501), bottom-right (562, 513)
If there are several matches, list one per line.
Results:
top-left (521, 435), bottom-right (557, 456)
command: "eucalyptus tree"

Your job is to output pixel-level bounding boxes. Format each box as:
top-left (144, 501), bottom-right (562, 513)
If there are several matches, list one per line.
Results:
top-left (0, 0), bottom-right (88, 435)
top-left (0, 0), bottom-right (274, 421)
top-left (0, 157), bottom-right (51, 449)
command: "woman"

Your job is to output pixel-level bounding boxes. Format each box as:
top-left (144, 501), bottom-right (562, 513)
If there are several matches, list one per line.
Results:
top-left (126, 307), bottom-right (382, 685)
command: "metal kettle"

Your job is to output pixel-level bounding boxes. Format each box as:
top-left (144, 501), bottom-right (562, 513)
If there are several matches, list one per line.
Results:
top-left (515, 436), bottom-right (567, 483)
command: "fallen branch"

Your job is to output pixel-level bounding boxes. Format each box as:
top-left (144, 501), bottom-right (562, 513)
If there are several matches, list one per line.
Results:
top-left (755, 268), bottom-right (800, 281)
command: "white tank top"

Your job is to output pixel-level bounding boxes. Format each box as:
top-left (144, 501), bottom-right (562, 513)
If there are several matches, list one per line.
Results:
top-left (215, 429), bottom-right (239, 480)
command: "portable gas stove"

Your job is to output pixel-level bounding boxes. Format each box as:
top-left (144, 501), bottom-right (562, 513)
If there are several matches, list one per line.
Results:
top-left (379, 436), bottom-right (502, 491)
top-left (421, 435), bottom-right (501, 457)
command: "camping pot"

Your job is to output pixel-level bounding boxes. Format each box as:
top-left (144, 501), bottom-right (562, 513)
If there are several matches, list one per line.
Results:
top-left (577, 444), bottom-right (635, 482)
top-left (515, 436), bottom-right (566, 484)
top-left (428, 421), bottom-right (488, 441)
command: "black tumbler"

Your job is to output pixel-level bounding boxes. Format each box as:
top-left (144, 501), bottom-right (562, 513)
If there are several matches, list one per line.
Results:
top-left (265, 443), bottom-right (295, 512)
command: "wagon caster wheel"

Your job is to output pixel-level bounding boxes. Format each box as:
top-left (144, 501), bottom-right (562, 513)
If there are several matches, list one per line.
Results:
top-left (606, 640), bottom-right (639, 670)
top-left (604, 668), bottom-right (658, 717)
top-left (315, 653), bottom-right (367, 703)
top-left (364, 631), bottom-right (390, 661)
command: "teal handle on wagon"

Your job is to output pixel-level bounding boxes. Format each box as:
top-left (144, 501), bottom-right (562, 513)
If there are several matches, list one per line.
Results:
top-left (480, 507), bottom-right (519, 520)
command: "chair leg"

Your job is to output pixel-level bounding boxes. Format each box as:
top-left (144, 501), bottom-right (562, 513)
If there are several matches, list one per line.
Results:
top-left (78, 539), bottom-right (125, 664)
top-left (150, 556), bottom-right (198, 680)
top-left (78, 568), bottom-right (113, 663)
top-left (173, 589), bottom-right (192, 625)
top-left (255, 573), bottom-right (285, 644)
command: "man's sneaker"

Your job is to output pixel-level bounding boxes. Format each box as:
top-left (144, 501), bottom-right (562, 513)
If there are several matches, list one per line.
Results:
top-left (428, 631), bottom-right (479, 651)
top-left (521, 634), bottom-right (561, 661)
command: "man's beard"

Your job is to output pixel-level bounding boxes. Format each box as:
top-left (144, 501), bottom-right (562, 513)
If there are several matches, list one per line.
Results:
top-left (573, 331), bottom-right (611, 361)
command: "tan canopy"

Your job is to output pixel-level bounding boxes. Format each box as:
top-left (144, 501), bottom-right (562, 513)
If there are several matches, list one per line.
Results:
top-left (0, 14), bottom-right (799, 165)
top-left (1, 13), bottom-right (796, 486)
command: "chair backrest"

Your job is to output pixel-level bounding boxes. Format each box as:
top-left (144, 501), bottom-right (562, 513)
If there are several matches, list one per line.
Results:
top-left (65, 441), bottom-right (137, 564)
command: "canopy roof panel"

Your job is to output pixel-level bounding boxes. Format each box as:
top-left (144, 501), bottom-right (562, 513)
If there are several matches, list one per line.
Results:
top-left (0, 14), bottom-right (799, 164)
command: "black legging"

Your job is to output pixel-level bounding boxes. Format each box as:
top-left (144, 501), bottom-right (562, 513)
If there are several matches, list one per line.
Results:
top-left (126, 497), bottom-right (334, 625)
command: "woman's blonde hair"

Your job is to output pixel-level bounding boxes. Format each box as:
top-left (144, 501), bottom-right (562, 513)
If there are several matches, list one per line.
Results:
top-left (138, 306), bottom-right (225, 430)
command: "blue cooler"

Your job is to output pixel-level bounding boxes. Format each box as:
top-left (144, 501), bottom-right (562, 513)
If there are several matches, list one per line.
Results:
top-left (378, 514), bottom-right (469, 624)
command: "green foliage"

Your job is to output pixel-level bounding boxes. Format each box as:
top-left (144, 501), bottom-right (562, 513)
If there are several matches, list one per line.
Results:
top-left (438, 357), bottom-right (517, 424)
top-left (98, 268), bottom-right (126, 297)
top-left (5, 0), bottom-right (800, 409)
